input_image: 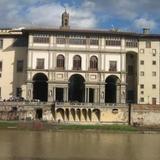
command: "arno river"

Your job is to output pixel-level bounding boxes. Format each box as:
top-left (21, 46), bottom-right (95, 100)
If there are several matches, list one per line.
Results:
top-left (0, 130), bottom-right (160, 160)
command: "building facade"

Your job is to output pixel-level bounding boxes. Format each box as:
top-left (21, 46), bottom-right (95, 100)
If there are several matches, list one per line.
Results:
top-left (0, 12), bottom-right (160, 105)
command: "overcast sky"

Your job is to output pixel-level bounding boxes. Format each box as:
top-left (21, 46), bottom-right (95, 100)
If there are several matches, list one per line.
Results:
top-left (0, 0), bottom-right (159, 33)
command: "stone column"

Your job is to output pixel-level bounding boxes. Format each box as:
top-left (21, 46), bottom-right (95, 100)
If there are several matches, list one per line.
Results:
top-left (85, 88), bottom-right (88, 103)
top-left (26, 82), bottom-right (33, 101)
top-left (116, 83), bottom-right (121, 103)
top-left (100, 83), bottom-right (105, 103)
top-left (64, 87), bottom-right (68, 102)
top-left (120, 84), bottom-right (126, 104)
top-left (48, 83), bottom-right (54, 102)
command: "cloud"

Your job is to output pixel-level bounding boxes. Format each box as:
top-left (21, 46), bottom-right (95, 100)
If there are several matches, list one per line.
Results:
top-left (134, 18), bottom-right (156, 30)
top-left (0, 0), bottom-right (97, 29)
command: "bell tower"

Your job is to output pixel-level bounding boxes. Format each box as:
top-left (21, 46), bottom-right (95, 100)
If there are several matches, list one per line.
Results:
top-left (60, 9), bottom-right (70, 29)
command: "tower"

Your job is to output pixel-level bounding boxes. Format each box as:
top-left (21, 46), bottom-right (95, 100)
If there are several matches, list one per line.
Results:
top-left (60, 9), bottom-right (70, 29)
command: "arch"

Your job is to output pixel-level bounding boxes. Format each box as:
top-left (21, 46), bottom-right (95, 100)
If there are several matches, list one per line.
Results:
top-left (65, 109), bottom-right (69, 121)
top-left (69, 74), bottom-right (85, 102)
top-left (92, 109), bottom-right (100, 122)
top-left (82, 109), bottom-right (87, 121)
top-left (56, 108), bottom-right (64, 122)
top-left (33, 73), bottom-right (48, 102)
top-left (90, 56), bottom-right (98, 70)
top-left (88, 109), bottom-right (92, 121)
top-left (76, 109), bottom-right (81, 121)
top-left (126, 52), bottom-right (138, 103)
top-left (71, 108), bottom-right (75, 121)
top-left (105, 75), bottom-right (120, 103)
top-left (73, 55), bottom-right (81, 70)
top-left (57, 54), bottom-right (65, 69)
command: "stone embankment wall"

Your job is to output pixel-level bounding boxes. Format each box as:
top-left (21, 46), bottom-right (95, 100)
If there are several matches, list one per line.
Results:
top-left (1, 102), bottom-right (160, 126)
top-left (131, 104), bottom-right (160, 126)
top-left (0, 102), bottom-right (128, 124)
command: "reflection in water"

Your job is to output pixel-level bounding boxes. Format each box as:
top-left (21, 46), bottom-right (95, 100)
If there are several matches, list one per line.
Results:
top-left (0, 130), bottom-right (160, 160)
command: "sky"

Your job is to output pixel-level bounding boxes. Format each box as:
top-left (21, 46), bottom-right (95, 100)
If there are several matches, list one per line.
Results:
top-left (0, 0), bottom-right (160, 33)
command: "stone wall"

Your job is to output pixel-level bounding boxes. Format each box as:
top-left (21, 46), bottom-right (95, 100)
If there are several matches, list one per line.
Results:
top-left (131, 104), bottom-right (160, 126)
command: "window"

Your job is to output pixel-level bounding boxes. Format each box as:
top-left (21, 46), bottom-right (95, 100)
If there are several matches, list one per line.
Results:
top-left (69, 35), bottom-right (86, 45)
top-left (0, 61), bottom-right (2, 71)
top-left (0, 39), bottom-right (3, 49)
top-left (57, 55), bottom-right (65, 69)
top-left (36, 59), bottom-right (44, 69)
top-left (140, 49), bottom-right (144, 53)
top-left (33, 34), bottom-right (50, 43)
top-left (109, 61), bottom-right (117, 71)
top-left (56, 35), bottom-right (66, 44)
top-left (128, 65), bottom-right (134, 75)
top-left (125, 39), bottom-right (138, 47)
top-left (152, 72), bottom-right (156, 76)
top-left (106, 36), bottom-right (121, 46)
top-left (73, 55), bottom-right (81, 70)
top-left (140, 71), bottom-right (144, 76)
top-left (140, 84), bottom-right (144, 89)
top-left (90, 56), bottom-right (98, 70)
top-left (152, 84), bottom-right (156, 89)
top-left (140, 60), bottom-right (144, 65)
top-left (141, 91), bottom-right (144, 94)
top-left (146, 40), bottom-right (151, 48)
top-left (0, 87), bottom-right (1, 98)
top-left (152, 98), bottom-right (156, 105)
top-left (16, 87), bottom-right (22, 97)
top-left (140, 97), bottom-right (144, 102)
top-left (152, 61), bottom-right (156, 65)
top-left (17, 60), bottom-right (23, 72)
top-left (152, 49), bottom-right (156, 56)
top-left (90, 39), bottom-right (99, 45)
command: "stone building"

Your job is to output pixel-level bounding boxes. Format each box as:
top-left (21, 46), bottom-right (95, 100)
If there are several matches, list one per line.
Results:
top-left (0, 11), bottom-right (159, 105)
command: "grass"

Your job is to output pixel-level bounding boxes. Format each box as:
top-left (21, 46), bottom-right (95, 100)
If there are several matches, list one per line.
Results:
top-left (0, 121), bottom-right (137, 132)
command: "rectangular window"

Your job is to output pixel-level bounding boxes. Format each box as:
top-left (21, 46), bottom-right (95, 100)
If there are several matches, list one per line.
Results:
top-left (16, 87), bottom-right (22, 97)
top-left (140, 60), bottom-right (144, 65)
top-left (36, 59), bottom-right (44, 69)
top-left (106, 37), bottom-right (121, 46)
top-left (140, 49), bottom-right (144, 53)
top-left (109, 61), bottom-right (117, 71)
top-left (152, 72), bottom-right (156, 76)
top-left (69, 37), bottom-right (86, 45)
top-left (128, 65), bottom-right (134, 75)
top-left (152, 84), bottom-right (156, 89)
top-left (140, 71), bottom-right (144, 76)
top-left (90, 39), bottom-right (99, 45)
top-left (146, 40), bottom-right (151, 48)
top-left (152, 98), bottom-right (156, 105)
top-left (0, 87), bottom-right (1, 98)
top-left (33, 34), bottom-right (50, 43)
top-left (140, 84), bottom-right (144, 89)
top-left (125, 39), bottom-right (138, 48)
top-left (0, 61), bottom-right (2, 71)
top-left (152, 49), bottom-right (156, 55)
top-left (0, 39), bottom-right (3, 49)
top-left (140, 97), bottom-right (144, 102)
top-left (152, 61), bottom-right (156, 65)
top-left (17, 60), bottom-right (23, 72)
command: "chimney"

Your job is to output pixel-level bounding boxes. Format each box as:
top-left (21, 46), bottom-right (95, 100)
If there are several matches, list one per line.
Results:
top-left (143, 28), bottom-right (150, 34)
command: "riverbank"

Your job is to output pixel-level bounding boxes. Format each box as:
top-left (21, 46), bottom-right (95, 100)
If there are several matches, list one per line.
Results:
top-left (0, 120), bottom-right (141, 132)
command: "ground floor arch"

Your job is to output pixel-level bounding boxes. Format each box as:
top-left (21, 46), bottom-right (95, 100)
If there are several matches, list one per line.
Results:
top-left (68, 74), bottom-right (85, 102)
top-left (33, 73), bottom-right (48, 102)
top-left (105, 75), bottom-right (120, 103)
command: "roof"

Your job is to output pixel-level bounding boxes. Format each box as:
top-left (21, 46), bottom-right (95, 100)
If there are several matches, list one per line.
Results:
top-left (22, 27), bottom-right (160, 39)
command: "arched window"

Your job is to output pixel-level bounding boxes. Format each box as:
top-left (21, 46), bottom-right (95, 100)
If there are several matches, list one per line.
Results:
top-left (57, 54), bottom-right (65, 69)
top-left (73, 55), bottom-right (81, 70)
top-left (90, 56), bottom-right (98, 70)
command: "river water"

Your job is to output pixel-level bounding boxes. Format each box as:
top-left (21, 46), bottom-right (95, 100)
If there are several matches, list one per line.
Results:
top-left (0, 130), bottom-right (160, 160)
